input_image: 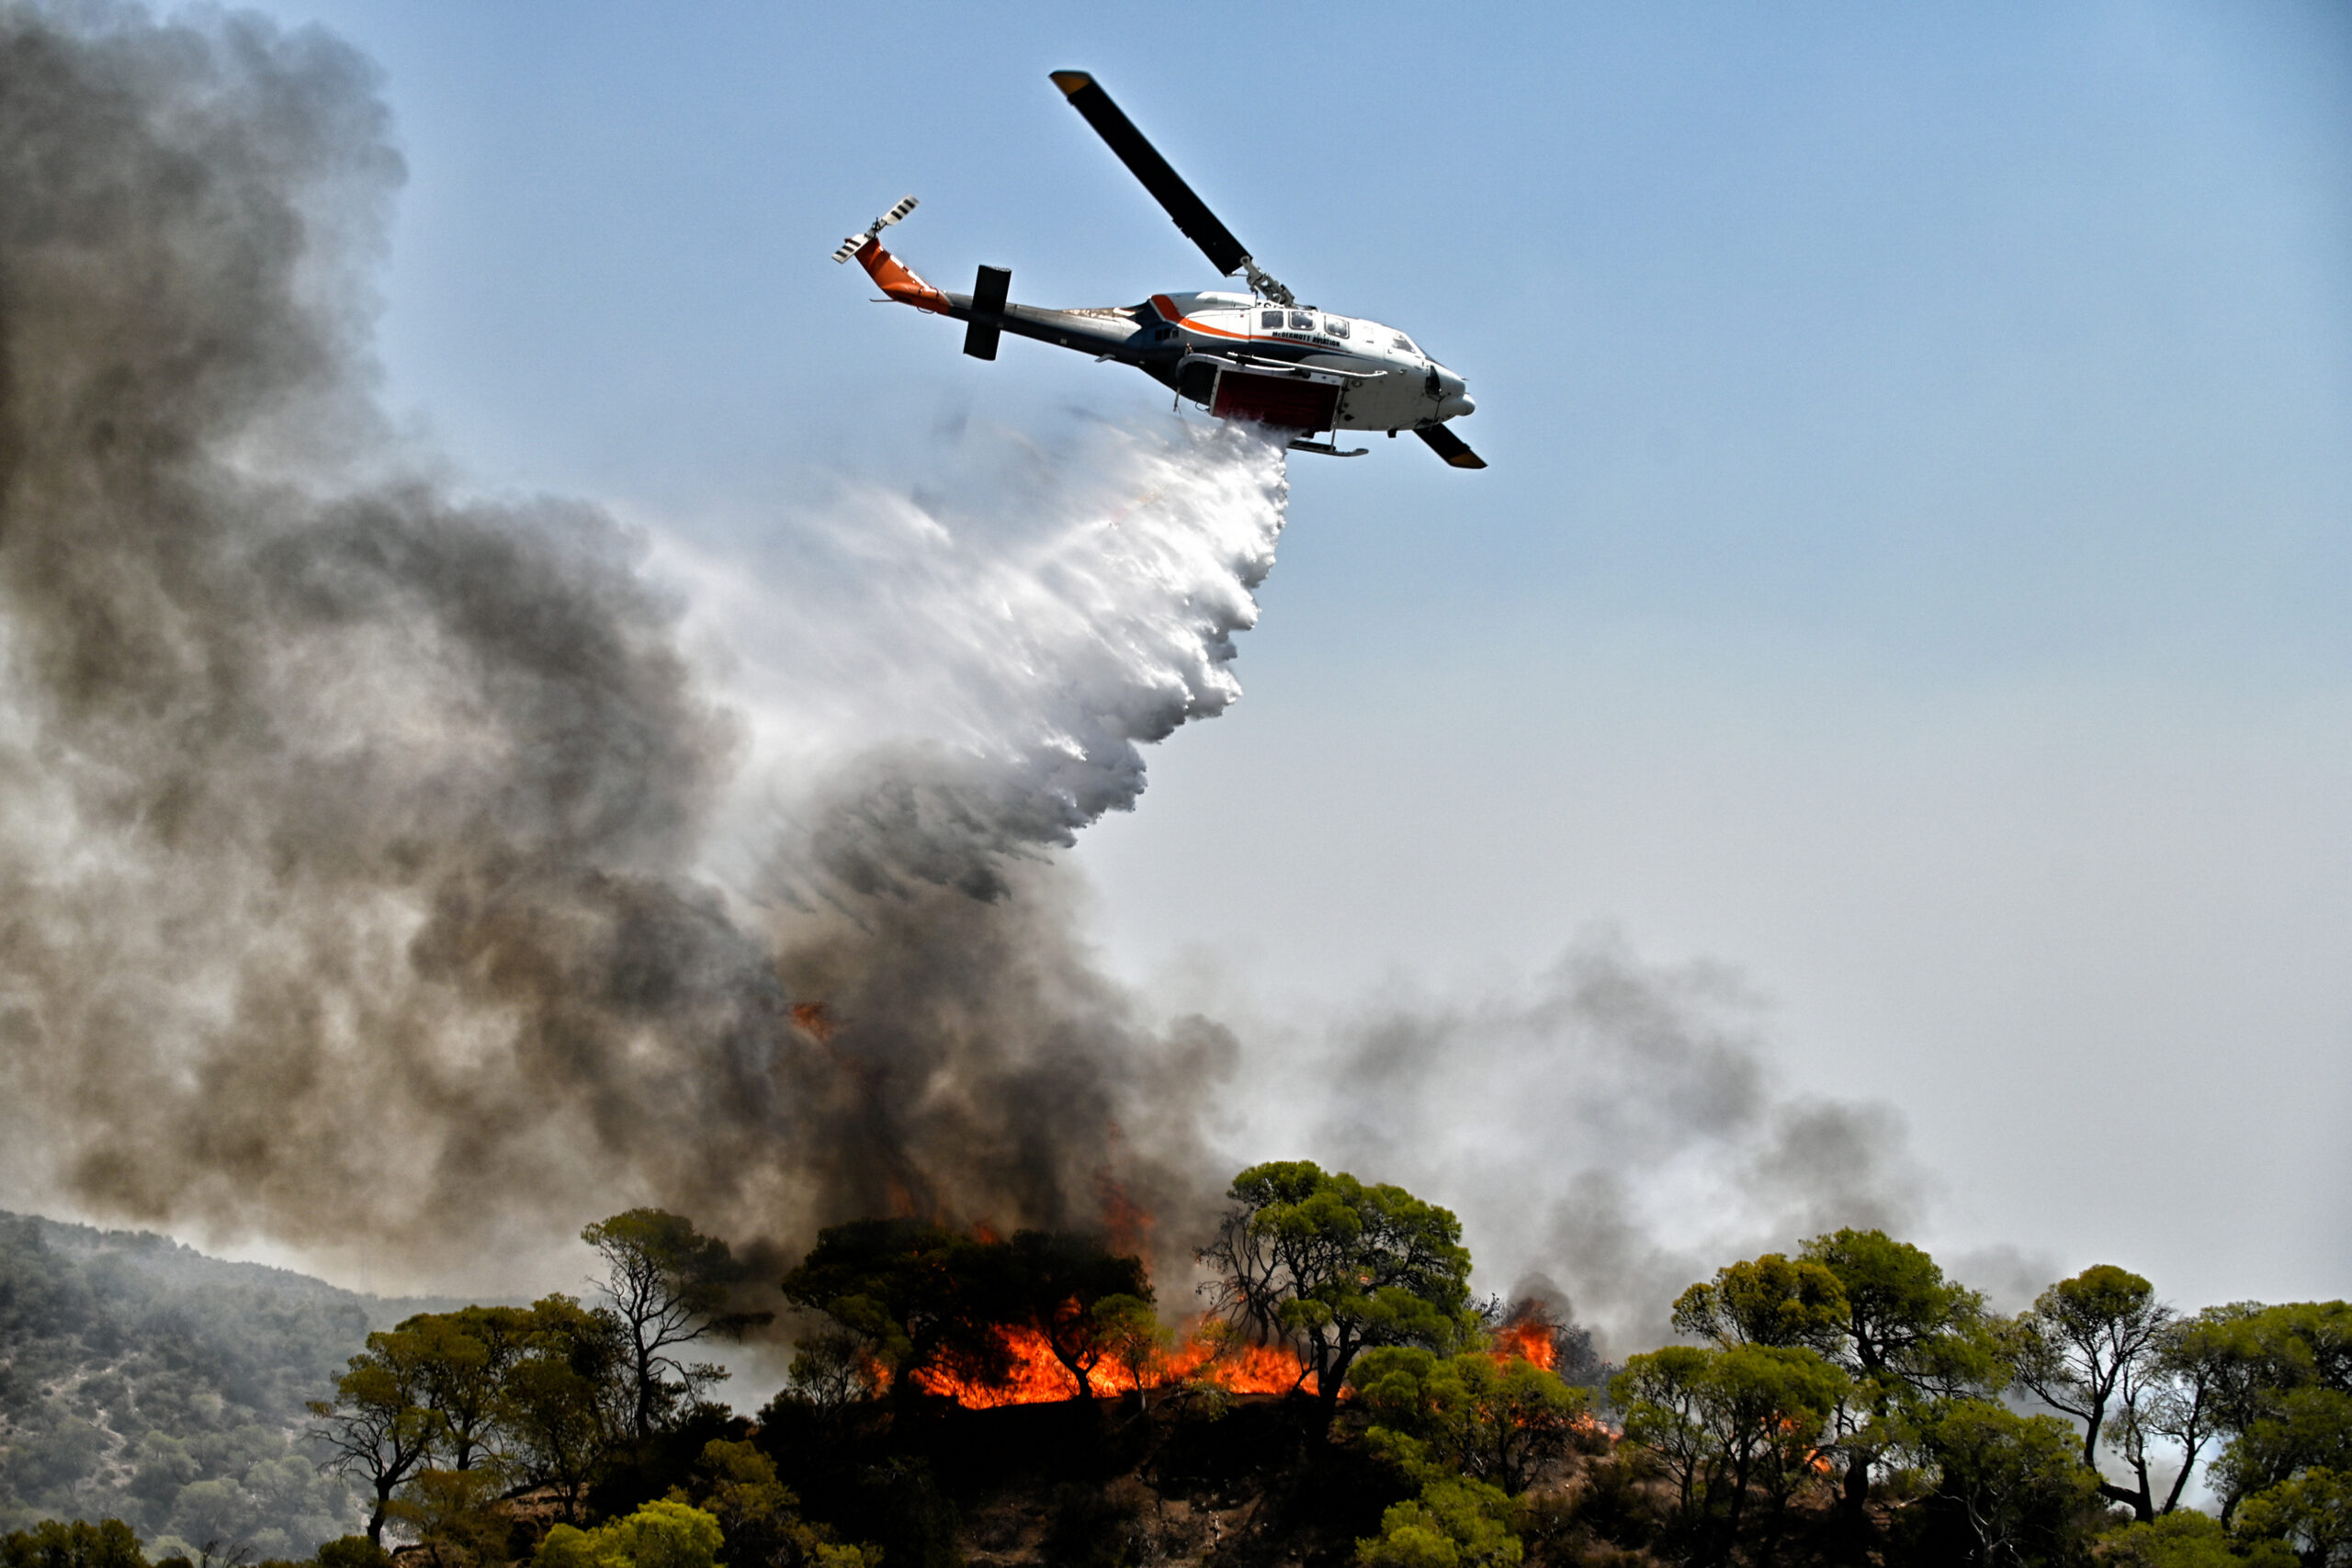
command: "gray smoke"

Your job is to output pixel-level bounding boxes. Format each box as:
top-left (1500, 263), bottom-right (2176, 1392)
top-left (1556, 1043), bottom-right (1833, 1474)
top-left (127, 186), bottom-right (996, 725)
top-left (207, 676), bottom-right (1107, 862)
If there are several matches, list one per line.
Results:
top-left (1236, 932), bottom-right (1930, 1357)
top-left (0, 1), bottom-right (1276, 1290)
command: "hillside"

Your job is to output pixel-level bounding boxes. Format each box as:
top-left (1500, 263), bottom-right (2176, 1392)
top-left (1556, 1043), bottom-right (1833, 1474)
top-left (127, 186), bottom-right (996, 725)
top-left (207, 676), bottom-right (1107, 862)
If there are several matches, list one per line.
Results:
top-left (0, 1212), bottom-right (466, 1557)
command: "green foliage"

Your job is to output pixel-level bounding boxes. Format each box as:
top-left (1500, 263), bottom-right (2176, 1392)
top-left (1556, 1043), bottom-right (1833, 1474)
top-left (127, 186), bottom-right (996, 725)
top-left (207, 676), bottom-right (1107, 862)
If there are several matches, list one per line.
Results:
top-left (1915, 1398), bottom-right (2103, 1567)
top-left (2010, 1265), bottom-right (2170, 1472)
top-left (1356, 1477), bottom-right (1522, 1568)
top-left (1089, 1295), bottom-right (1173, 1406)
top-left (1611, 1341), bottom-right (1849, 1557)
top-left (1800, 1228), bottom-right (1998, 1412)
top-left (1350, 1347), bottom-right (1589, 1495)
top-left (2202, 1303), bottom-right (2352, 1519)
top-left (1197, 1160), bottom-right (1474, 1422)
top-left (2235, 1468), bottom-right (2352, 1566)
top-left (313, 1536), bottom-right (390, 1568)
top-left (535, 1500), bottom-right (722, 1568)
top-left (1671, 1254), bottom-right (1849, 1352)
top-left (2101, 1509), bottom-right (2295, 1568)
top-left (664, 1440), bottom-right (878, 1568)
top-left (309, 1325), bottom-right (447, 1544)
top-left (491, 1295), bottom-right (633, 1519)
top-left (0, 1518), bottom-right (147, 1568)
top-left (386, 1468), bottom-right (508, 1568)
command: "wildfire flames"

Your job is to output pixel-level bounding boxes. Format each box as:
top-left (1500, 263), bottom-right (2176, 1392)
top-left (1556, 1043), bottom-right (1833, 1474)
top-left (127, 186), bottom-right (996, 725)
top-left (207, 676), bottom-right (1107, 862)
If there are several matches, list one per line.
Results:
top-left (912, 1325), bottom-right (1316, 1408)
top-left (911, 1314), bottom-right (1568, 1410)
top-left (1491, 1319), bottom-right (1559, 1371)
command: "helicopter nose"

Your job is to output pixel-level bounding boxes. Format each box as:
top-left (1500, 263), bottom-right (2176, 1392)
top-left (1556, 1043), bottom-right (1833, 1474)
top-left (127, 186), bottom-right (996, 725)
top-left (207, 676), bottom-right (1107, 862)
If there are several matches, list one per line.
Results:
top-left (1430, 367), bottom-right (1473, 420)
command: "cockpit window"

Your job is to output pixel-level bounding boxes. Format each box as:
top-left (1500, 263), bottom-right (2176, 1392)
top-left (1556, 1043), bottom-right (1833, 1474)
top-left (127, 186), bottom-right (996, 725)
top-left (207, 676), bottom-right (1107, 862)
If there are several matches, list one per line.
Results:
top-left (1392, 333), bottom-right (1419, 355)
top-left (1290, 310), bottom-right (1316, 332)
top-left (1261, 310), bottom-right (1283, 331)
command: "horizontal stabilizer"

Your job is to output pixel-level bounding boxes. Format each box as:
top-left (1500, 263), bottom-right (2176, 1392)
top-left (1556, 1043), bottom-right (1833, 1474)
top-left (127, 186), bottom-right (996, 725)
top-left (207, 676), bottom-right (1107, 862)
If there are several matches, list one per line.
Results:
top-left (1415, 423), bottom-right (1487, 469)
top-left (963, 265), bottom-right (1011, 360)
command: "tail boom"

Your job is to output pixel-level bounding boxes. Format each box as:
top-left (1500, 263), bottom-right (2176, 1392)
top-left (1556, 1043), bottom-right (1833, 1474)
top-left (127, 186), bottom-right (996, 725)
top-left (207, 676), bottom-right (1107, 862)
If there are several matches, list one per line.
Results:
top-left (854, 237), bottom-right (954, 315)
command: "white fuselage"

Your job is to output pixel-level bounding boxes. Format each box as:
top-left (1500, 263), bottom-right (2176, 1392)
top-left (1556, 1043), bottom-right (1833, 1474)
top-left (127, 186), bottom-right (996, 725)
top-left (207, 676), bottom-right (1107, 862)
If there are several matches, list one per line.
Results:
top-left (1149, 290), bottom-right (1475, 434)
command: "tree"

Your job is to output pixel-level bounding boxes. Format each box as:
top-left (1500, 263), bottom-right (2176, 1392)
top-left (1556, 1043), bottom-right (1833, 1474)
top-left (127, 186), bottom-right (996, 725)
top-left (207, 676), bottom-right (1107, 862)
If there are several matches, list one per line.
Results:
top-left (582, 1210), bottom-right (774, 1441)
top-left (499, 1295), bottom-right (632, 1521)
top-left (536, 1500), bottom-right (723, 1568)
top-left (667, 1438), bottom-right (881, 1568)
top-left (1799, 1229), bottom-right (1996, 1521)
top-left (780, 1219), bottom-right (1016, 1401)
top-left (1356, 1477), bottom-right (1523, 1568)
top-left (2101, 1509), bottom-right (2295, 1568)
top-left (1671, 1254), bottom-right (1849, 1352)
top-left (401, 1307), bottom-right (536, 1473)
top-left (1197, 1160), bottom-right (1474, 1428)
top-left (2010, 1265), bottom-right (2173, 1517)
top-left (1350, 1347), bottom-right (1590, 1496)
top-left (1091, 1294), bottom-right (1174, 1409)
top-left (1611, 1343), bottom-right (1849, 1562)
top-left (2235, 1468), bottom-right (2352, 1567)
top-left (2105, 1306), bottom-right (2256, 1522)
top-left (1917, 1399), bottom-right (2103, 1568)
top-left (387, 1467), bottom-right (507, 1568)
top-left (1003, 1230), bottom-right (1151, 1404)
top-left (308, 1329), bottom-right (444, 1546)
top-left (0, 1519), bottom-right (148, 1568)
top-left (2201, 1302), bottom-right (2352, 1525)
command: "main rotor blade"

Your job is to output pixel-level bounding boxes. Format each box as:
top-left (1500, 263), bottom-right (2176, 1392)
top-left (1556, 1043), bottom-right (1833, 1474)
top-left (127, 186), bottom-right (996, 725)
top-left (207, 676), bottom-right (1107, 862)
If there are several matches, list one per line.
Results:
top-left (1050, 71), bottom-right (1250, 278)
top-left (1415, 424), bottom-right (1488, 469)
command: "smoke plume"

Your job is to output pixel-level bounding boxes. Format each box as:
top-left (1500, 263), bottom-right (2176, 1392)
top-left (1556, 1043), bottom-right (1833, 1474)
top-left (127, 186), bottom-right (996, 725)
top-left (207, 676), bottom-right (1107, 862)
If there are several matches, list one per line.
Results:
top-left (1228, 932), bottom-right (1931, 1357)
top-left (0, 1), bottom-right (1275, 1288)
top-left (0, 2), bottom-right (1939, 1353)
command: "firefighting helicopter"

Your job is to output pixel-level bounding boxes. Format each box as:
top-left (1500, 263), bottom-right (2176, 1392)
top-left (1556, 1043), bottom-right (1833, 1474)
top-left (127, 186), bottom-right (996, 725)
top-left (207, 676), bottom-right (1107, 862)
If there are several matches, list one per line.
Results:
top-left (832, 71), bottom-right (1485, 468)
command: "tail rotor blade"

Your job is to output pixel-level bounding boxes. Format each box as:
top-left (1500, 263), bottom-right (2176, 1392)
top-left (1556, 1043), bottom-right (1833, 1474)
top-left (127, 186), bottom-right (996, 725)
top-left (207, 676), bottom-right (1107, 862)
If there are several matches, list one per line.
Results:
top-left (831, 195), bottom-right (919, 263)
top-left (1050, 71), bottom-right (1250, 278)
top-left (1415, 424), bottom-right (1487, 470)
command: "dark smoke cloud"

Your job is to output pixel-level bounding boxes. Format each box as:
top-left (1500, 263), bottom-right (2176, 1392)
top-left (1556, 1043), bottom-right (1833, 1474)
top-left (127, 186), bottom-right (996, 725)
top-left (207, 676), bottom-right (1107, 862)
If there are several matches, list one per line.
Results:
top-left (0, 1), bottom-right (1276, 1290)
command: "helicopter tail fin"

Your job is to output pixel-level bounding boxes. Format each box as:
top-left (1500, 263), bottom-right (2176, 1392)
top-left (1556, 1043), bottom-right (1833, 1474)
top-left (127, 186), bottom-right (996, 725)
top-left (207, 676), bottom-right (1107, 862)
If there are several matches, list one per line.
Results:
top-left (850, 235), bottom-right (952, 315)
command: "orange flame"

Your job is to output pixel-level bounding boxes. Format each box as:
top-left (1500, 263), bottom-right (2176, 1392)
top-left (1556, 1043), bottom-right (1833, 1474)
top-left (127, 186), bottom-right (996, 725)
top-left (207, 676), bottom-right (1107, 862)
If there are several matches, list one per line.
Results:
top-left (1492, 1319), bottom-right (1558, 1371)
top-left (910, 1323), bottom-right (1316, 1407)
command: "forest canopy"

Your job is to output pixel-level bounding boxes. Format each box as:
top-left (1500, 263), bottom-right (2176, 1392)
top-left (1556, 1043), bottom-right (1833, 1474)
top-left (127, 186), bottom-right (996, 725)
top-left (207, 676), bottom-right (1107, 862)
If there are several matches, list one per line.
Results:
top-left (6, 1185), bottom-right (2347, 1568)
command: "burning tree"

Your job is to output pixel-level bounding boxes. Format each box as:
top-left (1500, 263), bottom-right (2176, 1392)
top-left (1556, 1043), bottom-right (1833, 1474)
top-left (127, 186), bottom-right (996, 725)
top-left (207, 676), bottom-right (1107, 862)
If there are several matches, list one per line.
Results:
top-left (779, 1219), bottom-right (1156, 1406)
top-left (1196, 1160), bottom-right (1474, 1429)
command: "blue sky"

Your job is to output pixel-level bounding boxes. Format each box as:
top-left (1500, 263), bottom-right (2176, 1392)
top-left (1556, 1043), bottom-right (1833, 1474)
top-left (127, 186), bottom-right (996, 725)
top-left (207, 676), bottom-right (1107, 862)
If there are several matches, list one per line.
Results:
top-left (252, 0), bottom-right (2350, 1307)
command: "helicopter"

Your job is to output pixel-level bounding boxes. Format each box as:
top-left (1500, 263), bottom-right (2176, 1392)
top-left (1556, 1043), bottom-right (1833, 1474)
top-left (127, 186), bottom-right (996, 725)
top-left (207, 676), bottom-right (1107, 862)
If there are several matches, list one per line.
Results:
top-left (833, 72), bottom-right (1485, 469)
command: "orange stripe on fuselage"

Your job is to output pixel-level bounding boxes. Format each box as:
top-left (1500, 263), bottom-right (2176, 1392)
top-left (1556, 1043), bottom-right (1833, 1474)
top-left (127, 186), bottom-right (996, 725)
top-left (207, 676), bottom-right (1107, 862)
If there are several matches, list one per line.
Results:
top-left (1150, 293), bottom-right (1249, 341)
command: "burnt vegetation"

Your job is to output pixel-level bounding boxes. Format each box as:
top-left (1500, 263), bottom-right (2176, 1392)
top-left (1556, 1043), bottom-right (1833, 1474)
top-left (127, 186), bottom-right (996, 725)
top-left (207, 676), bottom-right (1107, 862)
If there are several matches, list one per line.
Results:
top-left (9, 1172), bottom-right (2352, 1568)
